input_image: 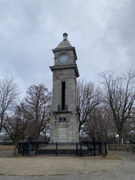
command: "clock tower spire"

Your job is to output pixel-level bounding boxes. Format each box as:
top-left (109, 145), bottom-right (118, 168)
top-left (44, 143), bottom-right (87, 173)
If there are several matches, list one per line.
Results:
top-left (63, 32), bottom-right (68, 41)
top-left (50, 33), bottom-right (79, 142)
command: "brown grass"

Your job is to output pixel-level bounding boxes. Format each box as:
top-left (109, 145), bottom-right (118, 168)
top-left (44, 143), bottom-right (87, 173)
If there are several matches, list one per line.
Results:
top-left (2, 154), bottom-right (37, 158)
top-left (0, 145), bottom-right (14, 150)
top-left (73, 151), bottom-right (121, 160)
top-left (1, 150), bottom-right (121, 160)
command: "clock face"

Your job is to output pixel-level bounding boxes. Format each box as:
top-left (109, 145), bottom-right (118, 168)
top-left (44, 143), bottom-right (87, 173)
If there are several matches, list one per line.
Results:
top-left (59, 55), bottom-right (68, 63)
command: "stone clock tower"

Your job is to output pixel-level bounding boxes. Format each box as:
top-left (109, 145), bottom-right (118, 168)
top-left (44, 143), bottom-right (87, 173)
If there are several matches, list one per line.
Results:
top-left (50, 33), bottom-right (79, 142)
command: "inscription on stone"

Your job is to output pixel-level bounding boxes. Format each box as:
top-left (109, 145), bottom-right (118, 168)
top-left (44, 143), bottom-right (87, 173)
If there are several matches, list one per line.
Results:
top-left (59, 117), bottom-right (67, 122)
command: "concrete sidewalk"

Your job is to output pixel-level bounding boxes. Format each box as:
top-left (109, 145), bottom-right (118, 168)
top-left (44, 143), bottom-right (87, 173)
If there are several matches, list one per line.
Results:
top-left (112, 151), bottom-right (135, 162)
top-left (0, 150), bottom-right (13, 157)
top-left (0, 156), bottom-right (123, 176)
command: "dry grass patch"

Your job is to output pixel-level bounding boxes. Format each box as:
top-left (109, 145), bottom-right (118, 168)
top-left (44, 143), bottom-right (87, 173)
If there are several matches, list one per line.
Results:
top-left (74, 151), bottom-right (121, 160)
top-left (2, 154), bottom-right (37, 158)
top-left (0, 145), bottom-right (14, 150)
top-left (1, 150), bottom-right (121, 160)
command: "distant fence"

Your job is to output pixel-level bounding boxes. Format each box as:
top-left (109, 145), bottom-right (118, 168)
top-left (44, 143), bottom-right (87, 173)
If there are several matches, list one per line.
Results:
top-left (108, 144), bottom-right (135, 151)
top-left (0, 142), bottom-right (13, 145)
top-left (0, 138), bottom-right (32, 145)
top-left (18, 141), bottom-right (107, 157)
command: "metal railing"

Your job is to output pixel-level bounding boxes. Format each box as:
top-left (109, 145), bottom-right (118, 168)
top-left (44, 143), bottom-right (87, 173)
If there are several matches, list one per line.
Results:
top-left (18, 141), bottom-right (107, 157)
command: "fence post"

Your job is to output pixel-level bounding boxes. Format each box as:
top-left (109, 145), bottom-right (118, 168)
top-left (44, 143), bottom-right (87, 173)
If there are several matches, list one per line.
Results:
top-left (99, 143), bottom-right (102, 154)
top-left (80, 142), bottom-right (82, 157)
top-left (36, 142), bottom-right (38, 156)
top-left (28, 142), bottom-right (30, 157)
top-left (56, 142), bottom-right (57, 156)
top-left (93, 142), bottom-right (96, 156)
top-left (105, 142), bottom-right (107, 155)
top-left (18, 143), bottom-right (20, 154)
top-left (76, 142), bottom-right (78, 156)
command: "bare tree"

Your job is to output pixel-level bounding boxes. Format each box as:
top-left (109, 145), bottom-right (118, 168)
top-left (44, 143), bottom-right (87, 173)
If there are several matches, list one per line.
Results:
top-left (82, 112), bottom-right (98, 142)
top-left (83, 106), bottom-right (112, 157)
top-left (42, 124), bottom-right (50, 141)
top-left (100, 70), bottom-right (135, 144)
top-left (0, 76), bottom-right (20, 131)
top-left (96, 106), bottom-right (113, 156)
top-left (22, 84), bottom-right (51, 141)
top-left (77, 78), bottom-right (101, 132)
top-left (122, 120), bottom-right (134, 144)
top-left (3, 105), bottom-right (29, 156)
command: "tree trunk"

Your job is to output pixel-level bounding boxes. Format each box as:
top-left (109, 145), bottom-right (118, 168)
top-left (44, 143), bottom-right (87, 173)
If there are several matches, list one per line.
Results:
top-left (102, 140), bottom-right (106, 157)
top-left (45, 131), bottom-right (46, 141)
top-left (118, 131), bottom-right (122, 144)
top-left (92, 137), bottom-right (96, 142)
top-left (33, 131), bottom-right (40, 142)
top-left (13, 143), bottom-right (18, 156)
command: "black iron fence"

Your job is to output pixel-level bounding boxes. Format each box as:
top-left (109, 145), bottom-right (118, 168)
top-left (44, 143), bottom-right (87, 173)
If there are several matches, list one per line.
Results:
top-left (18, 141), bottom-right (107, 157)
top-left (0, 142), bottom-right (13, 145)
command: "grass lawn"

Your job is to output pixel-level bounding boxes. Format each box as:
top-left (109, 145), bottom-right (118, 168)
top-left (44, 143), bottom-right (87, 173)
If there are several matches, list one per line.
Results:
top-left (0, 145), bottom-right (14, 150)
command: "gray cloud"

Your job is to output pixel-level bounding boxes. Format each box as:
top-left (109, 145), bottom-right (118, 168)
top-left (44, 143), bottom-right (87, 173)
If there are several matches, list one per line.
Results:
top-left (0, 0), bottom-right (134, 97)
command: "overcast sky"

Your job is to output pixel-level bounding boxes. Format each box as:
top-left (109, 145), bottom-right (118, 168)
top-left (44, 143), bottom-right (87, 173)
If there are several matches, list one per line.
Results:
top-left (0, 0), bottom-right (135, 97)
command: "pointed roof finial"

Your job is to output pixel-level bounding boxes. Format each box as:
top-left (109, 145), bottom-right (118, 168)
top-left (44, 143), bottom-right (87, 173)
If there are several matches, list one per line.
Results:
top-left (63, 33), bottom-right (68, 41)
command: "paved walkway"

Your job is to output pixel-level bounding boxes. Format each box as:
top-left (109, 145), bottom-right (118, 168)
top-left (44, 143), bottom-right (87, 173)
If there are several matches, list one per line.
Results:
top-left (0, 150), bottom-right (13, 157)
top-left (0, 156), bottom-right (122, 176)
top-left (1, 150), bottom-right (135, 179)
top-left (112, 151), bottom-right (135, 162)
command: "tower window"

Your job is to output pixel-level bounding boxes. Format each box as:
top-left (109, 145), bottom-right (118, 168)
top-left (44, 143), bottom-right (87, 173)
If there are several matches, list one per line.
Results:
top-left (62, 82), bottom-right (65, 110)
